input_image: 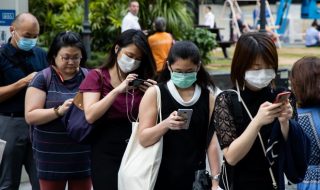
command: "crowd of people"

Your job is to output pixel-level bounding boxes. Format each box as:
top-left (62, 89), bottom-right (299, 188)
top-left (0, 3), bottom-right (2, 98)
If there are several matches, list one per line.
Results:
top-left (0, 1), bottom-right (318, 190)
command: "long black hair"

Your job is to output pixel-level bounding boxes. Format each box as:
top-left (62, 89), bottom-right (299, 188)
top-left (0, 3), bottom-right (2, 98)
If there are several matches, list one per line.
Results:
top-left (158, 41), bottom-right (215, 90)
top-left (47, 31), bottom-right (87, 67)
top-left (101, 29), bottom-right (156, 80)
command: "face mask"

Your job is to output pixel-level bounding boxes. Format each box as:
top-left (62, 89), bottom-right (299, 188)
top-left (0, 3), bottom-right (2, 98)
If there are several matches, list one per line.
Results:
top-left (244, 69), bottom-right (275, 89)
top-left (170, 71), bottom-right (197, 89)
top-left (13, 31), bottom-right (37, 51)
top-left (118, 54), bottom-right (141, 73)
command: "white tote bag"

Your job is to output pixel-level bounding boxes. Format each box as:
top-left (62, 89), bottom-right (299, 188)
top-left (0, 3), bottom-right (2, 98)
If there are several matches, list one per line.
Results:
top-left (118, 86), bottom-right (163, 190)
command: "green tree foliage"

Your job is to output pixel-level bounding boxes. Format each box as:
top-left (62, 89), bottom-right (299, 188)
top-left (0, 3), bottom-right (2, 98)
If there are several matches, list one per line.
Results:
top-left (183, 27), bottom-right (217, 64)
top-left (29, 0), bottom-right (195, 53)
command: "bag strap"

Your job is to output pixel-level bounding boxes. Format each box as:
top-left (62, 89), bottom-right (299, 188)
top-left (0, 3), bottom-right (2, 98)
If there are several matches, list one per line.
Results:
top-left (154, 85), bottom-right (162, 122)
top-left (228, 86), bottom-right (278, 190)
top-left (43, 66), bottom-right (90, 91)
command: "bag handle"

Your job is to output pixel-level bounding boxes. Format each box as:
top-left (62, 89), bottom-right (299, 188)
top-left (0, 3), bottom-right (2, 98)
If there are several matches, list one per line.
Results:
top-left (154, 85), bottom-right (162, 122)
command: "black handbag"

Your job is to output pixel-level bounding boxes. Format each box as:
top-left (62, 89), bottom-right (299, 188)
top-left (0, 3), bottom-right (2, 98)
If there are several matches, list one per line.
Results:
top-left (192, 169), bottom-right (212, 190)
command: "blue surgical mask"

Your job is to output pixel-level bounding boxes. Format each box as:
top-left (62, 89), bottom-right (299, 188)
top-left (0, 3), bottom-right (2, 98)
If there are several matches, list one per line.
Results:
top-left (14, 31), bottom-right (37, 51)
top-left (170, 71), bottom-right (197, 88)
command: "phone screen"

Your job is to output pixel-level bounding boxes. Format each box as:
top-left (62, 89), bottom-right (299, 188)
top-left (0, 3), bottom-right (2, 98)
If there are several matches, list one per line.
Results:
top-left (177, 109), bottom-right (193, 129)
top-left (274, 92), bottom-right (291, 103)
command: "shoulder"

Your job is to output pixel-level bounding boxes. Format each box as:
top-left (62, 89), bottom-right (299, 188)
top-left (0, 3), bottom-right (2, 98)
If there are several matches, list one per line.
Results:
top-left (29, 69), bottom-right (46, 90)
top-left (79, 69), bottom-right (107, 91)
top-left (32, 47), bottom-right (47, 56)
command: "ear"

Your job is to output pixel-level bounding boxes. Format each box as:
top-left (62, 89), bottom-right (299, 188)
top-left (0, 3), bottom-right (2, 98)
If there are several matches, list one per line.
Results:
top-left (115, 45), bottom-right (119, 54)
top-left (9, 26), bottom-right (14, 34)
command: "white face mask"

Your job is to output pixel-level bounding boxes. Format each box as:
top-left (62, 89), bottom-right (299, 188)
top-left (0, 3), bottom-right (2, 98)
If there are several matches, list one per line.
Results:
top-left (244, 69), bottom-right (276, 89)
top-left (118, 54), bottom-right (141, 73)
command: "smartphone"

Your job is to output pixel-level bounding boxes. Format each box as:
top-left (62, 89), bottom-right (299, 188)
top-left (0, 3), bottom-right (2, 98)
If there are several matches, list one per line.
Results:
top-left (274, 91), bottom-right (291, 103)
top-left (129, 79), bottom-right (146, 87)
top-left (177, 109), bottom-right (193, 129)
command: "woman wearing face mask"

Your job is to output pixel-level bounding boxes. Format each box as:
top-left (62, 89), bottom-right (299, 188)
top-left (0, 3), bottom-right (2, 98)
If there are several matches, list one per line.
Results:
top-left (212, 32), bottom-right (309, 190)
top-left (138, 41), bottom-right (221, 190)
top-left (78, 29), bottom-right (156, 190)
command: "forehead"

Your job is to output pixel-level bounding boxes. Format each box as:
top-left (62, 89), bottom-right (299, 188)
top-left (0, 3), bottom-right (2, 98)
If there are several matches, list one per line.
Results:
top-left (130, 2), bottom-right (139, 7)
top-left (122, 44), bottom-right (142, 55)
top-left (170, 59), bottom-right (197, 69)
top-left (15, 18), bottom-right (39, 35)
top-left (58, 46), bottom-right (82, 55)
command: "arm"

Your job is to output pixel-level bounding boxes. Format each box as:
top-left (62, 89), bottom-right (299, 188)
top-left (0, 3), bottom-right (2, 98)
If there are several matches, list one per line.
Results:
top-left (0, 72), bottom-right (36, 103)
top-left (138, 86), bottom-right (170, 147)
top-left (138, 86), bottom-right (187, 147)
top-left (83, 73), bottom-right (138, 124)
top-left (25, 87), bottom-right (73, 125)
top-left (219, 98), bottom-right (282, 166)
top-left (208, 134), bottom-right (221, 189)
top-left (207, 93), bottom-right (221, 189)
top-left (83, 89), bottom-right (120, 124)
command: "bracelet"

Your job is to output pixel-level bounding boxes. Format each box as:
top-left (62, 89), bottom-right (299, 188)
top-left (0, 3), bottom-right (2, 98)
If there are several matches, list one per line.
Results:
top-left (213, 173), bottom-right (220, 181)
top-left (53, 106), bottom-right (63, 117)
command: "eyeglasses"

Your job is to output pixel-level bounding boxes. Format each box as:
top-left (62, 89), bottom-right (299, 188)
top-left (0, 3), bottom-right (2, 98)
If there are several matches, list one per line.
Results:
top-left (59, 56), bottom-right (82, 63)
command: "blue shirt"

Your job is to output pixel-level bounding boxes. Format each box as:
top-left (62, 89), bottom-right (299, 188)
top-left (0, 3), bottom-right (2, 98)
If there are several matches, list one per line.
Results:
top-left (0, 42), bottom-right (47, 113)
top-left (305, 27), bottom-right (320, 46)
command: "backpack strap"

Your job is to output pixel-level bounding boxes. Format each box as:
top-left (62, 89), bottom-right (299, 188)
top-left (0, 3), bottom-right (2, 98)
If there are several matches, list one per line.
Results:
top-left (42, 66), bottom-right (90, 90)
top-left (42, 67), bottom-right (52, 90)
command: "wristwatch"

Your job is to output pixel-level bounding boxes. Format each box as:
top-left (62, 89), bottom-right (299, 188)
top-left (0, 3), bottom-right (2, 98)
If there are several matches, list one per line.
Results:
top-left (53, 105), bottom-right (63, 117)
top-left (213, 173), bottom-right (220, 181)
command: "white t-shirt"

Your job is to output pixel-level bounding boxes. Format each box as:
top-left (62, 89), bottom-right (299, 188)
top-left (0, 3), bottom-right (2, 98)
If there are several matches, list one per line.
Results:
top-left (121, 12), bottom-right (141, 33)
top-left (204, 12), bottom-right (215, 29)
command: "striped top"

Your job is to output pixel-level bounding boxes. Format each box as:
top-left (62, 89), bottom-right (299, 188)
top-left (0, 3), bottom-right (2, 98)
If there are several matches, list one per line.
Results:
top-left (29, 67), bottom-right (91, 180)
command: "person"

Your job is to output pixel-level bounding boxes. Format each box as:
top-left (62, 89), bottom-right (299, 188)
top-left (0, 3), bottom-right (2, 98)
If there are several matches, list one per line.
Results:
top-left (0, 13), bottom-right (47, 190)
top-left (121, 0), bottom-right (141, 33)
top-left (138, 41), bottom-right (221, 190)
top-left (204, 6), bottom-right (215, 29)
top-left (79, 29), bottom-right (156, 190)
top-left (148, 17), bottom-right (174, 75)
top-left (253, 0), bottom-right (271, 28)
top-left (305, 20), bottom-right (320, 47)
top-left (24, 31), bottom-right (91, 190)
top-left (213, 32), bottom-right (309, 190)
top-left (290, 56), bottom-right (320, 190)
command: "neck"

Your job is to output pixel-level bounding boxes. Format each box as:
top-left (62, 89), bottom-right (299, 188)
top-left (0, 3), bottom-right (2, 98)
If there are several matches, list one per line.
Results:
top-left (176, 85), bottom-right (195, 102)
top-left (109, 64), bottom-right (126, 87)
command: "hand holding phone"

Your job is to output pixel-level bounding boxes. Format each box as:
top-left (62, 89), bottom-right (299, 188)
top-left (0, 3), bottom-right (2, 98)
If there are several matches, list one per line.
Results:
top-left (273, 91), bottom-right (291, 104)
top-left (177, 109), bottom-right (193, 129)
top-left (129, 78), bottom-right (146, 87)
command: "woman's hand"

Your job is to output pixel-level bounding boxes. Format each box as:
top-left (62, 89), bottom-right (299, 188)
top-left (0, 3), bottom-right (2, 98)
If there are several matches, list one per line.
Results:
top-left (253, 101), bottom-right (282, 128)
top-left (138, 79), bottom-right (157, 92)
top-left (278, 101), bottom-right (292, 140)
top-left (58, 98), bottom-right (74, 116)
top-left (278, 101), bottom-right (292, 123)
top-left (164, 110), bottom-right (187, 130)
top-left (115, 73), bottom-right (138, 93)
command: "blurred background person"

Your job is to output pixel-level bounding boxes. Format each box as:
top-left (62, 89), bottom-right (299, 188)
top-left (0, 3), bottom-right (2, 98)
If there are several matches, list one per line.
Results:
top-left (121, 0), bottom-right (141, 33)
top-left (148, 17), bottom-right (174, 76)
top-left (25, 31), bottom-right (91, 190)
top-left (204, 6), bottom-right (215, 29)
top-left (290, 56), bottom-right (320, 190)
top-left (79, 29), bottom-right (156, 190)
top-left (305, 20), bottom-right (320, 47)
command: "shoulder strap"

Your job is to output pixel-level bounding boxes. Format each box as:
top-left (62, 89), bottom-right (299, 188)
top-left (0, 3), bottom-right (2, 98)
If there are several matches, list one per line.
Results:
top-left (42, 67), bottom-right (52, 90)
